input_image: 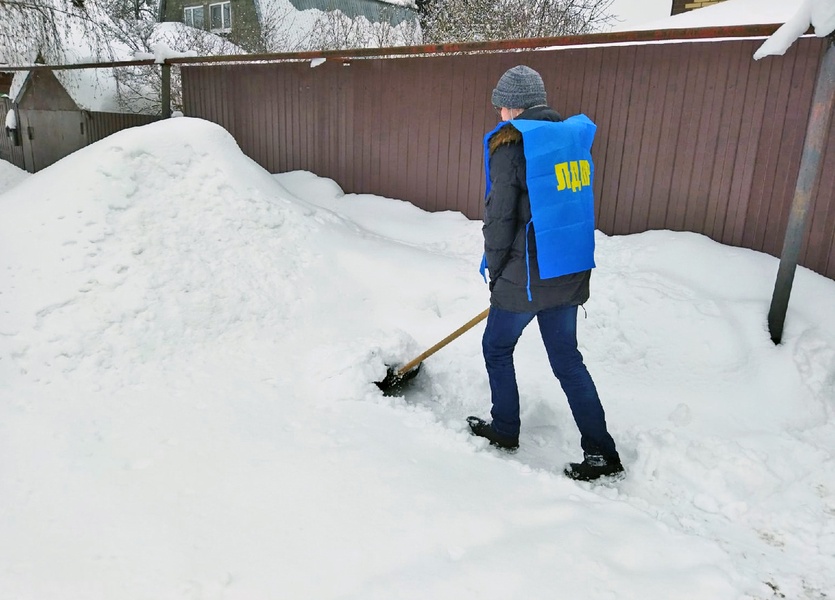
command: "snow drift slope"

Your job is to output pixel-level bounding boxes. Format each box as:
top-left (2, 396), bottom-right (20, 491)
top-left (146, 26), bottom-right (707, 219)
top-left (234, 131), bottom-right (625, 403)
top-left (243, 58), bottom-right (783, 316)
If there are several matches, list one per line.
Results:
top-left (0, 118), bottom-right (463, 386)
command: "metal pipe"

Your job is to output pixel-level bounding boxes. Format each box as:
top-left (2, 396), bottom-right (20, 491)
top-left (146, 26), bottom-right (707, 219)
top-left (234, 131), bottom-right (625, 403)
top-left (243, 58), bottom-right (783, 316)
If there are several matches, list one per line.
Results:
top-left (0, 24), bottom-right (790, 71)
top-left (768, 36), bottom-right (835, 344)
top-left (163, 23), bottom-right (792, 66)
top-left (0, 59), bottom-right (156, 71)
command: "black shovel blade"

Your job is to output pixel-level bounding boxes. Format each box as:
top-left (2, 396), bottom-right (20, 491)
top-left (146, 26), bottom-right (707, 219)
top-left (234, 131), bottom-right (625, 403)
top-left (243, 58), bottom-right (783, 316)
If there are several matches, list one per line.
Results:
top-left (375, 363), bottom-right (421, 395)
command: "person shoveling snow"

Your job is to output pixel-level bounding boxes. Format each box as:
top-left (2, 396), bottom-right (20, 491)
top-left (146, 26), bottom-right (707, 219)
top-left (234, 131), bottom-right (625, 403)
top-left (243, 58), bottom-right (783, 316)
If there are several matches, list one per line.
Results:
top-left (469, 65), bottom-right (623, 482)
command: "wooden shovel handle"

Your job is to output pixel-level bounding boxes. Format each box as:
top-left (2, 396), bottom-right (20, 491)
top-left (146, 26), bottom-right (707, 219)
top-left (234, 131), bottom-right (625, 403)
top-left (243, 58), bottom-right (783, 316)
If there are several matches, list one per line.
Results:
top-left (396, 308), bottom-right (490, 376)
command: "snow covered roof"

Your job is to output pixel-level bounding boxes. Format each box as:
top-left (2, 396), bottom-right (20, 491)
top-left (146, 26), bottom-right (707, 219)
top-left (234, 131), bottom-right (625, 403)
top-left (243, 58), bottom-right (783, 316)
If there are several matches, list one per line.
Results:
top-left (8, 69), bottom-right (123, 113)
top-left (754, 0), bottom-right (835, 59)
top-left (279, 0), bottom-right (417, 24)
top-left (374, 0), bottom-right (416, 7)
top-left (6, 23), bottom-right (244, 114)
top-left (611, 0), bottom-right (835, 60)
top-left (615, 0), bottom-right (795, 31)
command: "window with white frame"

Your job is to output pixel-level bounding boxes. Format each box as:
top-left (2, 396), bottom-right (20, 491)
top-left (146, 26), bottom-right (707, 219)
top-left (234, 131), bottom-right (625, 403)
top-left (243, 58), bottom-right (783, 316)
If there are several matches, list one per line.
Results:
top-left (183, 5), bottom-right (204, 28)
top-left (209, 1), bottom-right (232, 32)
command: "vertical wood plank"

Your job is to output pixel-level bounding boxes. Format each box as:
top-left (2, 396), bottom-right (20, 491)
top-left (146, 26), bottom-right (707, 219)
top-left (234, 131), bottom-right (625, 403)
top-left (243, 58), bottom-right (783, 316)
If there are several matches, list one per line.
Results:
top-left (683, 42), bottom-right (729, 234)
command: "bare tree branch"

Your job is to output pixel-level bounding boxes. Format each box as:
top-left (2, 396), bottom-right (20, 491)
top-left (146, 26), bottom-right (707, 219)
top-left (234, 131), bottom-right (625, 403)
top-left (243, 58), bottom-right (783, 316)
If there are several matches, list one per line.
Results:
top-left (420, 0), bottom-right (616, 44)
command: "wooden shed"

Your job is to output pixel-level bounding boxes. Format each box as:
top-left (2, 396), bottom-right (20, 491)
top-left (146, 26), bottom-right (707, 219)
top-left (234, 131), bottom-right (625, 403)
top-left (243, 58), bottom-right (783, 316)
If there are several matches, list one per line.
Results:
top-left (10, 69), bottom-right (87, 172)
top-left (3, 68), bottom-right (160, 173)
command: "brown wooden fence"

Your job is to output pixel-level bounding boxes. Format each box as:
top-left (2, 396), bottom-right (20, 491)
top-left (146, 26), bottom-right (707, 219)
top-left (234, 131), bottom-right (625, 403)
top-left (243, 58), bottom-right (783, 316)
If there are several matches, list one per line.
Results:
top-left (180, 33), bottom-right (835, 281)
top-left (86, 111), bottom-right (160, 145)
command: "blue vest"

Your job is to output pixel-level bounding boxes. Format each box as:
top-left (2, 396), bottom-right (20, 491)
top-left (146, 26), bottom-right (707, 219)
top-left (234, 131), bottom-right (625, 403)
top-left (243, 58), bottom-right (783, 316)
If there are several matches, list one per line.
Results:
top-left (481, 114), bottom-right (597, 299)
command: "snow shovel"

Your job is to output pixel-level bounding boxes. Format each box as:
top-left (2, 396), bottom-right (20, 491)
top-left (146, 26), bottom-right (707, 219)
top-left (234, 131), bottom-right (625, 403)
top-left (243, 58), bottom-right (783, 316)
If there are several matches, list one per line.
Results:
top-left (375, 308), bottom-right (490, 395)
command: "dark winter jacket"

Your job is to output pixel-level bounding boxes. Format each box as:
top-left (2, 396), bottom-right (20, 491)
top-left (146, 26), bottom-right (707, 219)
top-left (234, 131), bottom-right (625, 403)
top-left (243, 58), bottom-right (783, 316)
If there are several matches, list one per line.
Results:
top-left (483, 105), bottom-right (591, 313)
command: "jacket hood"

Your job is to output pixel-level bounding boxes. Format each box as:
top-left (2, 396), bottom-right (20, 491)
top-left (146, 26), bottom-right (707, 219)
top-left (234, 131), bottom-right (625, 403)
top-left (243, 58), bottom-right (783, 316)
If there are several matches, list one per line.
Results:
top-left (487, 105), bottom-right (563, 154)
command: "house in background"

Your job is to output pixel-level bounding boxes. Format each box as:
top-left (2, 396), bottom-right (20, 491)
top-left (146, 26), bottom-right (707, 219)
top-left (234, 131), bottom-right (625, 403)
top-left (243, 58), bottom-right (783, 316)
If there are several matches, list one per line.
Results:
top-left (157, 0), bottom-right (418, 52)
top-left (671, 0), bottom-right (728, 16)
top-left (159, 0), bottom-right (263, 50)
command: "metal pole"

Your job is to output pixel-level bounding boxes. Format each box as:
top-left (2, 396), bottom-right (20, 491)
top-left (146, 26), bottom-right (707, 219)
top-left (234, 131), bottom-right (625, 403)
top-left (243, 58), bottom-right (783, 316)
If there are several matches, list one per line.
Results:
top-left (160, 63), bottom-right (172, 119)
top-left (768, 36), bottom-right (835, 344)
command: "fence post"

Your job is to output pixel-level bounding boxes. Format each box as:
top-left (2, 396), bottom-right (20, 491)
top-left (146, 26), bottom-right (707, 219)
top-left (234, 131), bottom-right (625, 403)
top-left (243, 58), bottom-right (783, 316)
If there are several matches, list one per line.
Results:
top-left (767, 36), bottom-right (835, 344)
top-left (161, 62), bottom-right (172, 119)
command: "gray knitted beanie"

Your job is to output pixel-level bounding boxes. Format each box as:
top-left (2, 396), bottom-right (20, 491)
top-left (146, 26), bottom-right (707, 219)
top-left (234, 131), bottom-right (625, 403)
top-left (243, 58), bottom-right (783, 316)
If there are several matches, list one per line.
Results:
top-left (491, 65), bottom-right (547, 110)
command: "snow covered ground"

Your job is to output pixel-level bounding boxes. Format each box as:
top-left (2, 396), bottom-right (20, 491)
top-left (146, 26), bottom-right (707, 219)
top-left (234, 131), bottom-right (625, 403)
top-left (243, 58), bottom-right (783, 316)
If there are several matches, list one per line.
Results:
top-left (1, 118), bottom-right (834, 599)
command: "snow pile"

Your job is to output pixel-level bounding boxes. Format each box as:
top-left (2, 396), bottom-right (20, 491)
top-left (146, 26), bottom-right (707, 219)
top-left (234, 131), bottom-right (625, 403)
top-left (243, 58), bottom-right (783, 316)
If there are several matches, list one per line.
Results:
top-left (1, 118), bottom-right (835, 599)
top-left (0, 119), bottom-right (407, 383)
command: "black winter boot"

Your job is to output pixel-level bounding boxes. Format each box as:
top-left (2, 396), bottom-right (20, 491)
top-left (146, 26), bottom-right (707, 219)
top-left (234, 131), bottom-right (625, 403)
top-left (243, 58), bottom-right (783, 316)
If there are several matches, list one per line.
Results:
top-left (467, 416), bottom-right (519, 451)
top-left (564, 455), bottom-right (624, 482)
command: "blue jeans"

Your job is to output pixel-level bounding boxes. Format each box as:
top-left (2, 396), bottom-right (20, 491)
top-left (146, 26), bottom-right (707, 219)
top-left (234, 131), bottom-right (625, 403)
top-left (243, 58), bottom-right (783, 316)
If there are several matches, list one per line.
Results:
top-left (482, 305), bottom-right (618, 459)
